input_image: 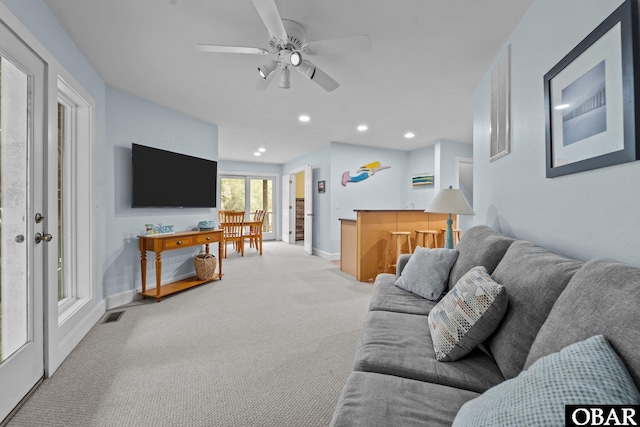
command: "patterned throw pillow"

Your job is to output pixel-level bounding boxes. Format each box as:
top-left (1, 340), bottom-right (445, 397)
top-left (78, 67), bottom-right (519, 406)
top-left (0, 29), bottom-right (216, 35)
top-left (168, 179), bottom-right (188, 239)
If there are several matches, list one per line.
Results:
top-left (394, 247), bottom-right (459, 301)
top-left (452, 335), bottom-right (640, 426)
top-left (428, 266), bottom-right (507, 362)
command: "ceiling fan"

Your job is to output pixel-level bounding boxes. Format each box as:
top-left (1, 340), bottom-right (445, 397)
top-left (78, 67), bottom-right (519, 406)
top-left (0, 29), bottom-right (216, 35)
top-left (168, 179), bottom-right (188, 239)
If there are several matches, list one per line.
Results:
top-left (195, 0), bottom-right (371, 92)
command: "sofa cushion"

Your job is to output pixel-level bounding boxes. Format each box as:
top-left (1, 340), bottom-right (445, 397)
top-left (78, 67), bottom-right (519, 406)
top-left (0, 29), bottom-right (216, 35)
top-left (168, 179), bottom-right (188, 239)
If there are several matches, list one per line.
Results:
top-left (369, 273), bottom-right (437, 316)
top-left (525, 260), bottom-right (640, 387)
top-left (453, 335), bottom-right (640, 427)
top-left (354, 310), bottom-right (505, 393)
top-left (429, 266), bottom-right (507, 362)
top-left (395, 247), bottom-right (459, 300)
top-left (448, 225), bottom-right (515, 290)
top-left (486, 240), bottom-right (583, 379)
top-left (330, 371), bottom-right (479, 427)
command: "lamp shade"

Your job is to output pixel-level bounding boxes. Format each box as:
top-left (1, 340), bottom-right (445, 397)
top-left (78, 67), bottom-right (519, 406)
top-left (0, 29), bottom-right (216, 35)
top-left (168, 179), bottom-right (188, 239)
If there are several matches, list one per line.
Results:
top-left (425, 187), bottom-right (475, 215)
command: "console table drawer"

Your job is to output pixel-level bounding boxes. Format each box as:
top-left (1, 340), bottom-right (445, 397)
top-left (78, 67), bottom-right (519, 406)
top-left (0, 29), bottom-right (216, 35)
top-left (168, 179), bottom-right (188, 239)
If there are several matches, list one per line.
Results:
top-left (196, 233), bottom-right (219, 244)
top-left (163, 237), bottom-right (194, 249)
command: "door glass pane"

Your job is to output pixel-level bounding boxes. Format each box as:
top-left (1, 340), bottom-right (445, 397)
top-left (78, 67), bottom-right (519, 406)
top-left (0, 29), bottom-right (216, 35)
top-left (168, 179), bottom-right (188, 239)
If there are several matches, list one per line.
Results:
top-left (220, 177), bottom-right (246, 212)
top-left (249, 178), bottom-right (273, 233)
top-left (0, 56), bottom-right (29, 363)
top-left (57, 103), bottom-right (65, 301)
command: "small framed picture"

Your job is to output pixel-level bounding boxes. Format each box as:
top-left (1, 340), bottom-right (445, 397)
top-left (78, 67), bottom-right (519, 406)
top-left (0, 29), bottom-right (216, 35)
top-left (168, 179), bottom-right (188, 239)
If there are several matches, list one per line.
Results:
top-left (317, 180), bottom-right (326, 193)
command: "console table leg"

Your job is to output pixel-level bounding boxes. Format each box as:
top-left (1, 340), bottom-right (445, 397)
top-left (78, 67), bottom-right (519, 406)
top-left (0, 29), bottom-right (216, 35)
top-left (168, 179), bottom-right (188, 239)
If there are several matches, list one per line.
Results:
top-left (218, 241), bottom-right (223, 278)
top-left (140, 250), bottom-right (147, 299)
top-left (155, 251), bottom-right (162, 302)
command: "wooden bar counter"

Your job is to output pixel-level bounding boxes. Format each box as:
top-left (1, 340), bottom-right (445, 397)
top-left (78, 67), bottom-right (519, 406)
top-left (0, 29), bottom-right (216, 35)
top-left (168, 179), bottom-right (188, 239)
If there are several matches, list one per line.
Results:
top-left (340, 210), bottom-right (454, 282)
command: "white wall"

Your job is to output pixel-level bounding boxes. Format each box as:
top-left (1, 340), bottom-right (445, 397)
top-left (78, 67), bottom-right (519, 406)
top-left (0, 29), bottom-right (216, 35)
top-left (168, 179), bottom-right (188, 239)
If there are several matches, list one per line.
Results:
top-left (474, 0), bottom-right (640, 266)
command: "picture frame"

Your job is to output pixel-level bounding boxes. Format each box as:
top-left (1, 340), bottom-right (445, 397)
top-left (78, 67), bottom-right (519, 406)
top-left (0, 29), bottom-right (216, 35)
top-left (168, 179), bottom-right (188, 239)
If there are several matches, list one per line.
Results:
top-left (411, 173), bottom-right (434, 187)
top-left (544, 0), bottom-right (640, 178)
top-left (491, 45), bottom-right (510, 161)
top-left (317, 180), bottom-right (325, 193)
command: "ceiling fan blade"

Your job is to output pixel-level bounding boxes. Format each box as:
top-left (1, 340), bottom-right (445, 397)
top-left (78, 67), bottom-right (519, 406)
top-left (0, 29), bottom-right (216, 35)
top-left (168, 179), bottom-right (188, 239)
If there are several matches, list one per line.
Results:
top-left (251, 0), bottom-right (288, 43)
top-left (195, 44), bottom-right (269, 55)
top-left (305, 35), bottom-right (371, 55)
top-left (255, 67), bottom-right (280, 90)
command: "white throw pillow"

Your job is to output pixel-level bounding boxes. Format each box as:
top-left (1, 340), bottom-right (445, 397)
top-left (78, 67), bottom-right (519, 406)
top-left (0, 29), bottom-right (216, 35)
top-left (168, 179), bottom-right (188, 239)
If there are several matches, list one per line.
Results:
top-left (394, 247), bottom-right (459, 301)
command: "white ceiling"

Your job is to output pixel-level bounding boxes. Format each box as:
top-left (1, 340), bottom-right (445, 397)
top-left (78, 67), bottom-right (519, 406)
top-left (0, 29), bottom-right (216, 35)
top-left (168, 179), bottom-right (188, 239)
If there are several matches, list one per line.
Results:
top-left (43, 0), bottom-right (531, 164)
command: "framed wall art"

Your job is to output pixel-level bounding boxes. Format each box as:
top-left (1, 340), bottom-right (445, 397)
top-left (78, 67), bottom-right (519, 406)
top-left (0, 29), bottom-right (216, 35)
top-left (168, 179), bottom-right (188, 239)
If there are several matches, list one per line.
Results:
top-left (544, 0), bottom-right (640, 178)
top-left (491, 45), bottom-right (511, 161)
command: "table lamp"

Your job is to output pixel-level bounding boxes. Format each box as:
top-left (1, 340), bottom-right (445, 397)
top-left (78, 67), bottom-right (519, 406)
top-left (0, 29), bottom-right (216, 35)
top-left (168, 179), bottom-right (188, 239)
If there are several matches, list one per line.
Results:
top-left (425, 186), bottom-right (475, 249)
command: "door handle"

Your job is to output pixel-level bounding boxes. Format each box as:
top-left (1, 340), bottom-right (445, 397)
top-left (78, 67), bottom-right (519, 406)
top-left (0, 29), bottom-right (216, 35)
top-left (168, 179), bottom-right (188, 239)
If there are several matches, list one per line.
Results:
top-left (35, 232), bottom-right (53, 244)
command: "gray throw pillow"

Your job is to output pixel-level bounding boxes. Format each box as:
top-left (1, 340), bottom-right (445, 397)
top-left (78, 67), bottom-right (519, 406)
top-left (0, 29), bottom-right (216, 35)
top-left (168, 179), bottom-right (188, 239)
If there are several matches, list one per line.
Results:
top-left (453, 335), bottom-right (640, 426)
top-left (394, 247), bottom-right (459, 301)
top-left (428, 266), bottom-right (507, 362)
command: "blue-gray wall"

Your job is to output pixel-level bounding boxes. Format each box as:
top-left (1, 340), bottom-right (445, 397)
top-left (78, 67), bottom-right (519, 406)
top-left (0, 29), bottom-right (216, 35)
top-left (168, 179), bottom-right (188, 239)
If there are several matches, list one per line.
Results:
top-left (105, 86), bottom-right (218, 297)
top-left (474, 0), bottom-right (640, 267)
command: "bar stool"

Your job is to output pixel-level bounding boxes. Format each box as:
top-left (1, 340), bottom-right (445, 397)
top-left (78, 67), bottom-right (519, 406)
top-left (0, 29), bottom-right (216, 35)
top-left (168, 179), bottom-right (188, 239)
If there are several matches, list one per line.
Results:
top-left (440, 228), bottom-right (462, 247)
top-left (384, 231), bottom-right (412, 273)
top-left (414, 230), bottom-right (439, 250)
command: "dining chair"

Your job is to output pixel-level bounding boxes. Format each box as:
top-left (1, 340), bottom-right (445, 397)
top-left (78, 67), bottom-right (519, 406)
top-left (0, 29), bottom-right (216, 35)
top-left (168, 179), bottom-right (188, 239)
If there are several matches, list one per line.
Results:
top-left (244, 209), bottom-right (265, 254)
top-left (221, 211), bottom-right (245, 257)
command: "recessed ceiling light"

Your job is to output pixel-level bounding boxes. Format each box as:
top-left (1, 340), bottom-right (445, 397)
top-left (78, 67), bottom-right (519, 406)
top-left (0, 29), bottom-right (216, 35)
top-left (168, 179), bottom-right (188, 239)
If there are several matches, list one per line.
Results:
top-left (253, 152), bottom-right (261, 156)
top-left (357, 124), bottom-right (368, 132)
top-left (555, 104), bottom-right (570, 110)
top-left (299, 115), bottom-right (310, 122)
top-left (258, 147), bottom-right (266, 152)
top-left (404, 132), bottom-right (415, 139)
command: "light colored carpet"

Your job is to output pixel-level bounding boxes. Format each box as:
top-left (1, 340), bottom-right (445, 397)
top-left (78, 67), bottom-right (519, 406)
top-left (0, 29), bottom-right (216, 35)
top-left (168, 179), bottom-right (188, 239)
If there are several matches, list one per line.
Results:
top-left (7, 241), bottom-right (372, 427)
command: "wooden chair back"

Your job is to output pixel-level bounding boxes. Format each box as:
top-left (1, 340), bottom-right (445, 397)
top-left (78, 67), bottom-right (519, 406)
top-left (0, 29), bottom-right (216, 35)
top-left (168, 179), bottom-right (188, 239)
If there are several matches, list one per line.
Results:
top-left (222, 211), bottom-right (245, 257)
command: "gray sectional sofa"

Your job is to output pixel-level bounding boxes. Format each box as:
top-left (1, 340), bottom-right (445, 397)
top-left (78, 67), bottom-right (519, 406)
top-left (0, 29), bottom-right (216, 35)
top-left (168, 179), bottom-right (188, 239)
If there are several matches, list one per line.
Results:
top-left (330, 225), bottom-right (640, 426)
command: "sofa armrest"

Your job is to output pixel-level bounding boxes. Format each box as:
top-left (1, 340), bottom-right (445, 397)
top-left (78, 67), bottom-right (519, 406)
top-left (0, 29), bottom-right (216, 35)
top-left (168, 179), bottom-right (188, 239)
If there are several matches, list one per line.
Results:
top-left (396, 254), bottom-right (412, 279)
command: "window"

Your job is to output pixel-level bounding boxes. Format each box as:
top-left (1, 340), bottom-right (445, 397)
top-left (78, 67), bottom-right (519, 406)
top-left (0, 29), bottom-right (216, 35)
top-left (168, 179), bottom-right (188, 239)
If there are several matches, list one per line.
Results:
top-left (220, 175), bottom-right (275, 239)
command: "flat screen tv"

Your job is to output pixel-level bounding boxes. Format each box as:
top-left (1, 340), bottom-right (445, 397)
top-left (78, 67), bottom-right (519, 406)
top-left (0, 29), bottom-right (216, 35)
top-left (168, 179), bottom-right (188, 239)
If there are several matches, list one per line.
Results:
top-left (131, 143), bottom-right (217, 208)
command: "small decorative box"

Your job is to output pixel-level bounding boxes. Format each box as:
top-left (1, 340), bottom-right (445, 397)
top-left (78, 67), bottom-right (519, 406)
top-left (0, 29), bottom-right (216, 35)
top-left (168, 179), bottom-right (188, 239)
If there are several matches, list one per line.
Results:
top-left (198, 220), bottom-right (217, 231)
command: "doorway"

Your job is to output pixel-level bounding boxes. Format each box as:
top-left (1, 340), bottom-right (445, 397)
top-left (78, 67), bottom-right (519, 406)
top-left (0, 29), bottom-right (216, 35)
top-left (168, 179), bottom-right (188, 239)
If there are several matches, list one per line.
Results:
top-left (282, 165), bottom-right (313, 255)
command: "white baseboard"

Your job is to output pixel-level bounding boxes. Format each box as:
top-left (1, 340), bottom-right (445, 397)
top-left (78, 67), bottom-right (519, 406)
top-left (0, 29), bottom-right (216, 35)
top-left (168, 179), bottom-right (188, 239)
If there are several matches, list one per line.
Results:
top-left (105, 290), bottom-right (139, 310)
top-left (104, 272), bottom-right (198, 310)
top-left (312, 248), bottom-right (340, 261)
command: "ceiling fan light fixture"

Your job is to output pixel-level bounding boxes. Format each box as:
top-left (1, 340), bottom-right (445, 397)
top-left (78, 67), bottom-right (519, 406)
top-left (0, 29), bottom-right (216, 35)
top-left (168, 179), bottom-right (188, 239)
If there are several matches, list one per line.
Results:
top-left (278, 50), bottom-right (302, 67)
top-left (279, 67), bottom-right (291, 89)
top-left (290, 51), bottom-right (302, 67)
top-left (297, 60), bottom-right (316, 80)
top-left (258, 60), bottom-right (278, 79)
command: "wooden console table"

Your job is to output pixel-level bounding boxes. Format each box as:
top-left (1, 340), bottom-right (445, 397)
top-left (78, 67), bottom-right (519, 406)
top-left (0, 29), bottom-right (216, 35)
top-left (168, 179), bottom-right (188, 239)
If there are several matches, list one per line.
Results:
top-left (138, 230), bottom-right (223, 302)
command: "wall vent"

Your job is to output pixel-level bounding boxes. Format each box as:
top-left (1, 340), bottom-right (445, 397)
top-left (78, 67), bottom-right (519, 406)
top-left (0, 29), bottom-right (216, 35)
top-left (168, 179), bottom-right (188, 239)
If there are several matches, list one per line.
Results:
top-left (102, 311), bottom-right (124, 323)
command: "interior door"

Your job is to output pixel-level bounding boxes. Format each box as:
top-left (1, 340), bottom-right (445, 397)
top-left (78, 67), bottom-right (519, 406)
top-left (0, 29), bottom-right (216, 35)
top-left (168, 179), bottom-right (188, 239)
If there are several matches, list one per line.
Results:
top-left (0, 20), bottom-right (46, 421)
top-left (303, 164), bottom-right (313, 255)
top-left (281, 175), bottom-right (293, 243)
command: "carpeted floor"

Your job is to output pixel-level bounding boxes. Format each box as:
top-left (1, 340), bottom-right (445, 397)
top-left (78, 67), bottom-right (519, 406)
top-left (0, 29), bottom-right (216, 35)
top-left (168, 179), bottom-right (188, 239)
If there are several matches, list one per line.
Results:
top-left (7, 241), bottom-right (372, 427)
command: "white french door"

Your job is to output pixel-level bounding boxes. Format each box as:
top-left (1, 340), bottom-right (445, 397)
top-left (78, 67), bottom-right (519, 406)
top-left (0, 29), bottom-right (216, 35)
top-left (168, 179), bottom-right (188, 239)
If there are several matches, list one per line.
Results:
top-left (0, 19), bottom-right (46, 421)
top-left (219, 174), bottom-right (275, 240)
